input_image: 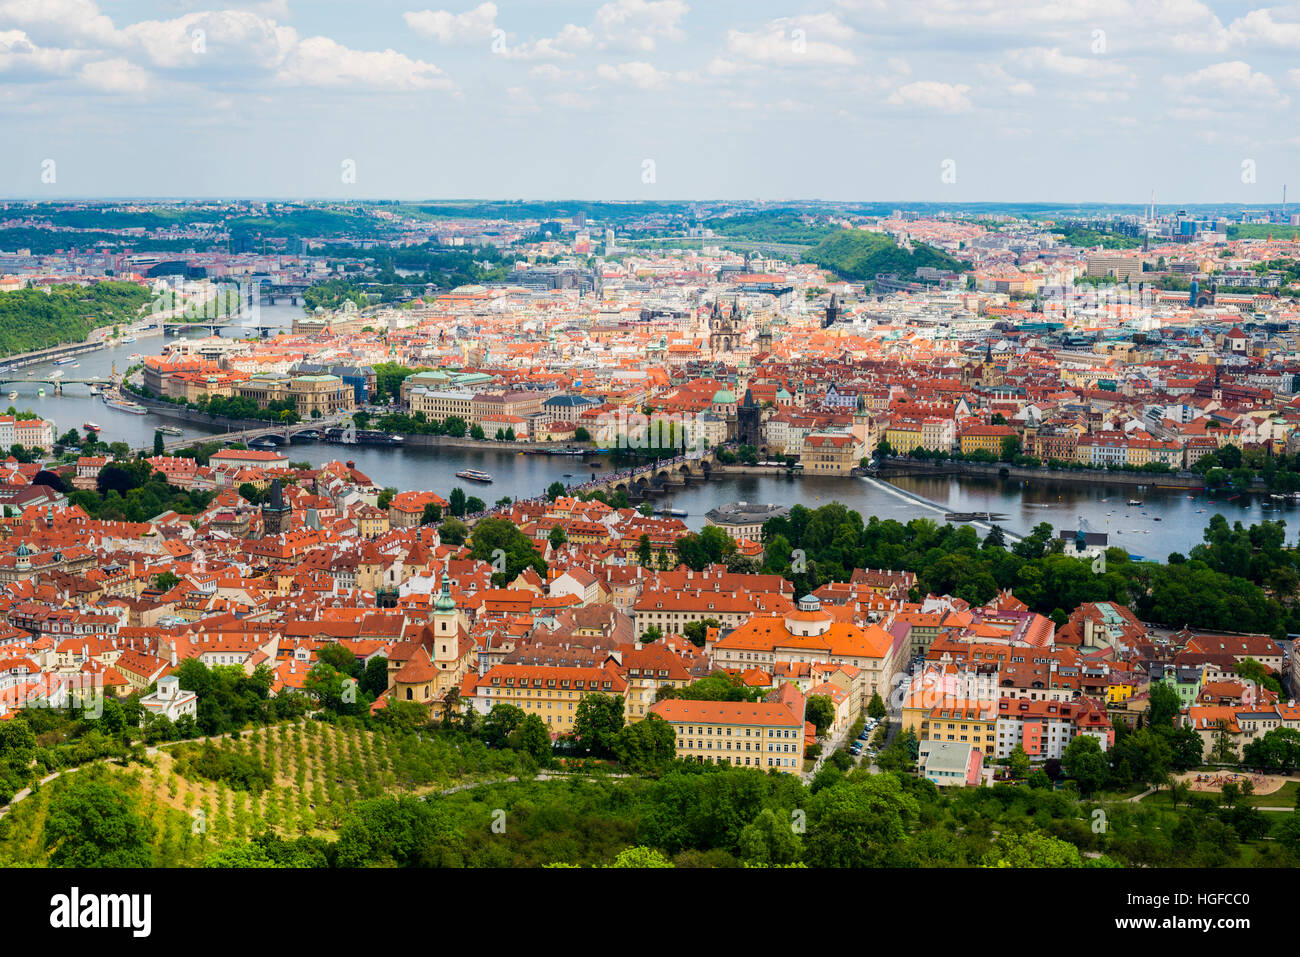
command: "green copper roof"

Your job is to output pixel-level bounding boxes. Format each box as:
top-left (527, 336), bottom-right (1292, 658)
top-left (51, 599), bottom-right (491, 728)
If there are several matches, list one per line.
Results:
top-left (435, 578), bottom-right (456, 612)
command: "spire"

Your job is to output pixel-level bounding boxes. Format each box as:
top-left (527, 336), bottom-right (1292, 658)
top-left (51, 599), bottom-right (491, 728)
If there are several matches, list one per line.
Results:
top-left (435, 576), bottom-right (456, 613)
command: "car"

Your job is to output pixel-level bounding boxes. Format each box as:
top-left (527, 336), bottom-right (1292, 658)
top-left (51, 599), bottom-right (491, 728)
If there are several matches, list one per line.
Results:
top-left (848, 746), bottom-right (862, 756)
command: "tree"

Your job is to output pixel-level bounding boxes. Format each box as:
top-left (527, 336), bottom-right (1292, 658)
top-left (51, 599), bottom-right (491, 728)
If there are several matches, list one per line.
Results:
top-left (44, 778), bottom-right (155, 867)
top-left (641, 624), bottom-right (664, 644)
top-left (153, 430), bottom-right (165, 456)
top-left (611, 714), bottom-right (676, 773)
top-left (983, 831), bottom-right (1083, 868)
top-left (1062, 734), bottom-right (1109, 795)
top-left (482, 704), bottom-right (526, 749)
top-left (548, 525), bottom-right (567, 548)
top-left (866, 692), bottom-right (887, 720)
top-left (420, 502), bottom-right (442, 525)
top-left (637, 533), bottom-right (653, 568)
top-left (303, 661), bottom-right (365, 716)
top-left (439, 517), bottom-right (468, 546)
top-left (360, 655), bottom-right (389, 698)
top-left (572, 693), bottom-right (625, 757)
top-left (803, 775), bottom-right (919, 867)
top-left (376, 487), bottom-right (397, 511)
top-left (469, 517), bottom-right (547, 586)
top-left (335, 797), bottom-right (461, 867)
top-left (1008, 745), bottom-right (1031, 780)
top-left (547, 481), bottom-right (566, 502)
top-left (1148, 681), bottom-right (1182, 728)
top-left (1242, 728), bottom-right (1300, 773)
top-left (737, 808), bottom-right (803, 866)
top-left (608, 846), bottom-right (673, 868)
top-left (680, 618), bottom-right (720, 648)
top-left (448, 487), bottom-right (467, 517)
top-left (152, 571), bottom-right (181, 590)
top-left (805, 695), bottom-right (836, 737)
top-left (508, 713), bottom-right (553, 764)
top-left (1170, 724), bottom-right (1204, 771)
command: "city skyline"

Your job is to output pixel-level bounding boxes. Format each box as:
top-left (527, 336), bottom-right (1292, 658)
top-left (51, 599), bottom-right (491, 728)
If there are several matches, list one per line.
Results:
top-left (2, 0), bottom-right (1300, 201)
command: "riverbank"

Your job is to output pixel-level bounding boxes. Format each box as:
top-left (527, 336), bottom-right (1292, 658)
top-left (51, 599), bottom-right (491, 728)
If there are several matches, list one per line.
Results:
top-left (124, 387), bottom-right (288, 434)
top-left (876, 457), bottom-right (1219, 490)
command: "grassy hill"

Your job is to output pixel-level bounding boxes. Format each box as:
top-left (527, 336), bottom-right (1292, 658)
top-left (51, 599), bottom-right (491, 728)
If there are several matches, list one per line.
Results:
top-left (0, 720), bottom-right (518, 867)
top-left (804, 229), bottom-right (967, 282)
top-left (0, 281), bottom-right (152, 358)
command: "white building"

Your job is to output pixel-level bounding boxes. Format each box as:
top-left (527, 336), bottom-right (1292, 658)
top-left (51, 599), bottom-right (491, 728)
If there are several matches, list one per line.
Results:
top-left (139, 675), bottom-right (198, 724)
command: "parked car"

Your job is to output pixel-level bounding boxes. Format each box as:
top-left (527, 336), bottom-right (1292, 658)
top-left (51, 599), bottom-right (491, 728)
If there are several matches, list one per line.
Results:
top-left (848, 745), bottom-right (862, 756)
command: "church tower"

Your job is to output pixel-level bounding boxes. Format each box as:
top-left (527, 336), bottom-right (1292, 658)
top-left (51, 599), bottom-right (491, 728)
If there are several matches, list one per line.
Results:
top-left (709, 299), bottom-right (738, 356)
top-left (260, 478), bottom-right (292, 536)
top-left (738, 387), bottom-right (762, 448)
top-left (432, 577), bottom-right (459, 664)
top-left (823, 293), bottom-right (841, 328)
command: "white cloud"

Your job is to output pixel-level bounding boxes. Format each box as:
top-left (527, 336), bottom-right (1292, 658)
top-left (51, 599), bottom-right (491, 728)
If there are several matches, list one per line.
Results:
top-left (499, 25), bottom-right (595, 60)
top-left (0, 0), bottom-right (120, 46)
top-left (124, 11), bottom-right (297, 71)
top-left (278, 36), bottom-right (455, 91)
top-left (1164, 60), bottom-right (1288, 108)
top-left (79, 56), bottom-right (150, 93)
top-left (723, 14), bottom-right (857, 67)
top-left (597, 60), bottom-right (672, 89)
top-left (1006, 46), bottom-right (1133, 82)
top-left (403, 3), bottom-right (498, 44)
top-left (886, 80), bottom-right (972, 113)
top-left (593, 0), bottom-right (688, 51)
top-left (0, 28), bottom-right (82, 77)
top-left (530, 63), bottom-right (583, 82)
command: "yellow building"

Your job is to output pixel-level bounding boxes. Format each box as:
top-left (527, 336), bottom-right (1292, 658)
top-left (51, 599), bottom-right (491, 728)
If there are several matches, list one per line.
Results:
top-left (355, 504), bottom-right (389, 539)
top-left (235, 373), bottom-right (354, 417)
top-left (1125, 438), bottom-right (1152, 467)
top-left (885, 420), bottom-right (924, 454)
top-left (902, 693), bottom-right (998, 758)
top-left (801, 431), bottom-right (859, 475)
top-left (617, 644), bottom-right (693, 722)
top-left (472, 661), bottom-right (628, 732)
top-left (1106, 677), bottom-right (1136, 706)
top-left (959, 425), bottom-right (1015, 456)
top-left (649, 698), bottom-right (805, 773)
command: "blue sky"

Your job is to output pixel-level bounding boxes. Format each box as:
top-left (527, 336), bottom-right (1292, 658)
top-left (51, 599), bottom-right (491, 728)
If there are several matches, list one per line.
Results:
top-left (2, 0), bottom-right (1299, 203)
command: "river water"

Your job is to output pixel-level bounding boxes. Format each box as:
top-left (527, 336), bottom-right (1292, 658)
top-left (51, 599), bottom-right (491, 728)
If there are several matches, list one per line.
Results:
top-left (10, 303), bottom-right (1285, 559)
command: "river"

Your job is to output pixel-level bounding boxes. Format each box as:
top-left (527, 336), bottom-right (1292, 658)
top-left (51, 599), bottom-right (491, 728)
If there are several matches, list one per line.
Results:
top-left (10, 304), bottom-right (1284, 559)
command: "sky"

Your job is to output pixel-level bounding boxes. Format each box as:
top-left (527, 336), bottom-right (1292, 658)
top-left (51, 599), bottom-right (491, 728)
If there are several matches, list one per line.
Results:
top-left (1, 0), bottom-right (1299, 204)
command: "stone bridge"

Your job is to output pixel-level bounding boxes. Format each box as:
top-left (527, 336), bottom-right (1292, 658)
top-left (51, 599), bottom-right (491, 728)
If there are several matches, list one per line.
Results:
top-left (566, 449), bottom-right (721, 499)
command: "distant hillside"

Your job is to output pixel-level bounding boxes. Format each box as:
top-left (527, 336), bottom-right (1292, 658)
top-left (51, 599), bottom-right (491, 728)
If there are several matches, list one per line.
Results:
top-left (804, 229), bottom-right (967, 282)
top-left (0, 281), bottom-right (151, 358)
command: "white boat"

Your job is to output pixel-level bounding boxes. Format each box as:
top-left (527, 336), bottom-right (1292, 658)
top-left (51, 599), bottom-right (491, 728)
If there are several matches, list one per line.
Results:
top-left (6, 391), bottom-right (15, 400)
top-left (455, 469), bottom-right (493, 483)
top-left (105, 397), bottom-right (147, 415)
